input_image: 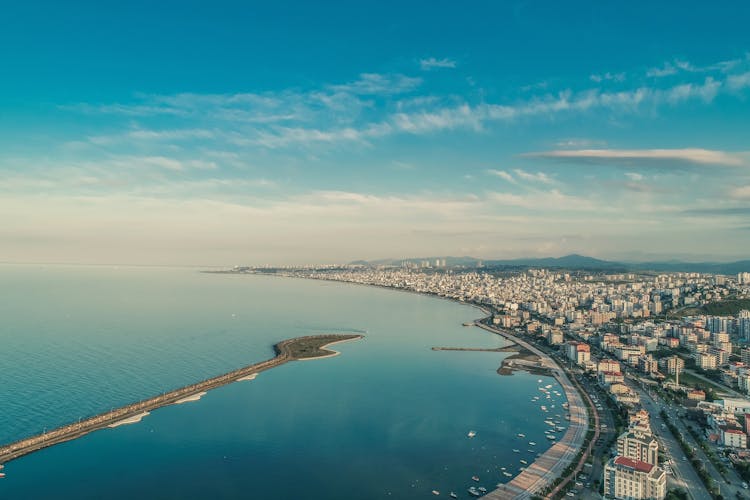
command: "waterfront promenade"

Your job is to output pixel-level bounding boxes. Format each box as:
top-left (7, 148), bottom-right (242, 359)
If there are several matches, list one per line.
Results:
top-left (0, 334), bottom-right (362, 466)
top-left (475, 322), bottom-right (590, 500)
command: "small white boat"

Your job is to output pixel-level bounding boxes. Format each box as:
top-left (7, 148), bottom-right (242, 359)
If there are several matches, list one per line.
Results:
top-left (471, 475), bottom-right (480, 482)
top-left (468, 430), bottom-right (477, 438)
top-left (450, 493), bottom-right (458, 499)
top-left (520, 459), bottom-right (528, 465)
top-left (503, 471), bottom-right (513, 477)
top-left (478, 487), bottom-right (488, 493)
top-left (517, 433), bottom-right (525, 438)
top-left (513, 449), bottom-right (520, 453)
top-left (529, 441), bottom-right (536, 446)
top-left (468, 487), bottom-right (481, 497)
top-left (432, 490), bottom-right (440, 496)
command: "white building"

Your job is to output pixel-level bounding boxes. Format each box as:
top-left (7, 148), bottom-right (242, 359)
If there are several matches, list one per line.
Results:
top-left (603, 456), bottom-right (666, 500)
top-left (616, 430), bottom-right (659, 465)
top-left (722, 428), bottom-right (747, 448)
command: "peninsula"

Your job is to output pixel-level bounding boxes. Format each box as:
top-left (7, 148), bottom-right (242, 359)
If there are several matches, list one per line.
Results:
top-left (0, 334), bottom-right (363, 466)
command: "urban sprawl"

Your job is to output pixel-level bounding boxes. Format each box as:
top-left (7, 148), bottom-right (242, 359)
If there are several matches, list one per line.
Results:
top-left (239, 264), bottom-right (750, 500)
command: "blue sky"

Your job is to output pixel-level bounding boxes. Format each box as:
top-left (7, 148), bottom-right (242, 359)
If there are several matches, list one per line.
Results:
top-left (2, 1), bottom-right (750, 265)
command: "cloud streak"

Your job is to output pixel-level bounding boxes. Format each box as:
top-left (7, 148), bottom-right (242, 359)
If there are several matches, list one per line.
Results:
top-left (420, 57), bottom-right (457, 70)
top-left (524, 148), bottom-right (749, 167)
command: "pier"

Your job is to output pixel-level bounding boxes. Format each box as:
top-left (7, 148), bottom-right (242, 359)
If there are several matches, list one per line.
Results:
top-left (0, 334), bottom-right (363, 466)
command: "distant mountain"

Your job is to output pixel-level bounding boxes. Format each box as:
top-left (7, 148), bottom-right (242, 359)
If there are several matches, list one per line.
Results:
top-left (485, 254), bottom-right (621, 270)
top-left (349, 254), bottom-right (750, 274)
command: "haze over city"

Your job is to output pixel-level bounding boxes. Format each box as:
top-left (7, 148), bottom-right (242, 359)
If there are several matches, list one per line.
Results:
top-left (2, 1), bottom-right (750, 265)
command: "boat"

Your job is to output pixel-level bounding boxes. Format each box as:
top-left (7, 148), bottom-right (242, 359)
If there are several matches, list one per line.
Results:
top-left (547, 435), bottom-right (556, 440)
top-left (503, 471), bottom-right (513, 477)
top-left (545, 384), bottom-right (552, 389)
top-left (517, 433), bottom-right (525, 438)
top-left (472, 475), bottom-right (480, 482)
top-left (432, 490), bottom-right (440, 496)
top-left (520, 459), bottom-right (528, 465)
top-left (529, 441), bottom-right (536, 446)
top-left (450, 493), bottom-right (458, 499)
top-left (512, 449), bottom-right (520, 453)
top-left (478, 487), bottom-right (488, 493)
top-left (0, 473), bottom-right (5, 479)
top-left (537, 379), bottom-right (542, 383)
top-left (519, 467), bottom-right (526, 471)
top-left (468, 486), bottom-right (481, 497)
top-left (468, 430), bottom-right (477, 438)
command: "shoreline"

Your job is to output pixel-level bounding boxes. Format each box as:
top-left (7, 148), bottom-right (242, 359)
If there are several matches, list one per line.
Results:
top-left (0, 333), bottom-right (363, 466)
top-left (232, 272), bottom-right (588, 500)
top-left (294, 336), bottom-right (363, 361)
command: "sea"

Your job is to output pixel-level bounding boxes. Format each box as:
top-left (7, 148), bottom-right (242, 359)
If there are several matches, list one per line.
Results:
top-left (0, 264), bottom-right (566, 499)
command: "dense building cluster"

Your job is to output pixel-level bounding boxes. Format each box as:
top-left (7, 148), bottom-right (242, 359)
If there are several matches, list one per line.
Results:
top-left (243, 265), bottom-right (750, 499)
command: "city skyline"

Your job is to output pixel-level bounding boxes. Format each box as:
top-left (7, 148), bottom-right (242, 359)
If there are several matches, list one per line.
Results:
top-left (2, 1), bottom-right (750, 265)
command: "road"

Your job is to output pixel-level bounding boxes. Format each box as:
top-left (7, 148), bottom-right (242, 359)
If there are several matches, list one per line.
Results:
top-left (476, 323), bottom-right (590, 500)
top-left (684, 368), bottom-right (744, 398)
top-left (632, 383), bottom-right (713, 500)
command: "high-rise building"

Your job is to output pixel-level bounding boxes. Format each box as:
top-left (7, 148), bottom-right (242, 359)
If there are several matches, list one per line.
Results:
top-left (603, 456), bottom-right (666, 500)
top-left (616, 430), bottom-right (659, 465)
top-left (658, 355), bottom-right (684, 377)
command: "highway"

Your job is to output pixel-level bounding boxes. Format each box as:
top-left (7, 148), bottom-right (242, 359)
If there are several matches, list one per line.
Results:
top-left (632, 383), bottom-right (713, 500)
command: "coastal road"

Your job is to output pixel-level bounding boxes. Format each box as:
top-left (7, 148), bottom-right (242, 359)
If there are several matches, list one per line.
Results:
top-left (476, 323), bottom-right (589, 500)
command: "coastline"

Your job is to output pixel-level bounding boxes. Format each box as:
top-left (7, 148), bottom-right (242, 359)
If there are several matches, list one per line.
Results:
top-left (0, 333), bottom-right (363, 466)
top-left (232, 271), bottom-right (588, 499)
top-left (294, 336), bottom-right (363, 361)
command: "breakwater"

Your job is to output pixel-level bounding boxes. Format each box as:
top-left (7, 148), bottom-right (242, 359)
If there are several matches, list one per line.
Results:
top-left (0, 334), bottom-right (362, 465)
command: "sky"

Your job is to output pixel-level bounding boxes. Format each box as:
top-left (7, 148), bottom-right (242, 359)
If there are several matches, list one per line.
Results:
top-left (2, 1), bottom-right (750, 266)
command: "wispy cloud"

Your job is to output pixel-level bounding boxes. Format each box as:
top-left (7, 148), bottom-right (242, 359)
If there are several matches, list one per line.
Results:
top-left (730, 186), bottom-right (750, 199)
top-left (524, 148), bottom-right (749, 167)
top-left (728, 72), bottom-right (750, 91)
top-left (513, 169), bottom-right (553, 184)
top-left (590, 72), bottom-right (625, 83)
top-left (487, 169), bottom-right (515, 183)
top-left (58, 55), bottom-right (750, 153)
top-left (328, 73), bottom-right (422, 95)
top-left (419, 57), bottom-right (457, 70)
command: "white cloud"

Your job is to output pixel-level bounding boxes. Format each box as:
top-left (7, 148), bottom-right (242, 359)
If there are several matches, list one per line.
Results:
top-left (525, 148), bottom-right (748, 167)
top-left (647, 62), bottom-right (679, 78)
top-left (730, 186), bottom-right (750, 199)
top-left (513, 169), bottom-right (553, 184)
top-left (419, 57), bottom-right (457, 70)
top-left (625, 172), bottom-right (644, 181)
top-left (328, 73), bottom-right (422, 95)
top-left (487, 169), bottom-right (515, 183)
top-left (590, 72), bottom-right (625, 83)
top-left (728, 72), bottom-right (750, 91)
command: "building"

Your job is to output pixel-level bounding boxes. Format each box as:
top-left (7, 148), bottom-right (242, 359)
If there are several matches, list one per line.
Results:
top-left (638, 355), bottom-right (659, 375)
top-left (603, 456), bottom-right (666, 500)
top-left (722, 428), bottom-right (748, 449)
top-left (616, 430), bottom-right (659, 465)
top-left (696, 352), bottom-right (717, 370)
top-left (687, 389), bottom-right (706, 401)
top-left (565, 341), bottom-right (591, 365)
top-left (546, 329), bottom-right (564, 345)
top-left (599, 359), bottom-right (622, 373)
top-left (658, 355), bottom-right (684, 377)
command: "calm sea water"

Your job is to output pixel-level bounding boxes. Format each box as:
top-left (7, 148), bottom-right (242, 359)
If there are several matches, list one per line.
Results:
top-left (0, 265), bottom-right (566, 499)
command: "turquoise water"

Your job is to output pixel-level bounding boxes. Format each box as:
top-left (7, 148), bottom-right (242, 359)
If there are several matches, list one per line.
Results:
top-left (0, 265), bottom-right (566, 499)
